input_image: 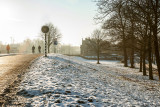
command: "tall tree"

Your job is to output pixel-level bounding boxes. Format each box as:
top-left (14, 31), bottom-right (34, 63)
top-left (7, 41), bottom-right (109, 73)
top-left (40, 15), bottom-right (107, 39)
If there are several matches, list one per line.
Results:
top-left (95, 0), bottom-right (160, 79)
top-left (124, 2), bottom-right (137, 68)
top-left (99, 0), bottom-right (129, 67)
top-left (87, 29), bottom-right (108, 64)
top-left (129, 0), bottom-right (160, 79)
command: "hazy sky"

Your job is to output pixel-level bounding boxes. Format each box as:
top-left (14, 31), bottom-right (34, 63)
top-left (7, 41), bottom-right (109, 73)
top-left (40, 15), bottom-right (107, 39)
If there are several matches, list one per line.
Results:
top-left (0, 0), bottom-right (99, 46)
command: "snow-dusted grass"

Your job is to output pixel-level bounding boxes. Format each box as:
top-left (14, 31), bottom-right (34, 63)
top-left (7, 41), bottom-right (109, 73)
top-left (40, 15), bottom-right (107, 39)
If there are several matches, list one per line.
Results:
top-left (17, 54), bottom-right (160, 106)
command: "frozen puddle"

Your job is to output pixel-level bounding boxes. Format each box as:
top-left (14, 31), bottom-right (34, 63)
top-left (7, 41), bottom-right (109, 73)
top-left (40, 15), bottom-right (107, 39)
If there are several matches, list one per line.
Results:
top-left (17, 54), bottom-right (160, 106)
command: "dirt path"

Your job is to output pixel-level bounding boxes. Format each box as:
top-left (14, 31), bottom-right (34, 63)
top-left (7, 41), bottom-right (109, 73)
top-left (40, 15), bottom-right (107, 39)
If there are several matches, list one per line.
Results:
top-left (0, 54), bottom-right (42, 105)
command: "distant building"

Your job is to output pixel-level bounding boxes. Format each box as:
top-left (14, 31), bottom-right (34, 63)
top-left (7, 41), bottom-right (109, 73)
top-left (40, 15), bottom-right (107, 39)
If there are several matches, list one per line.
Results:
top-left (80, 38), bottom-right (122, 57)
top-left (80, 38), bottom-right (96, 56)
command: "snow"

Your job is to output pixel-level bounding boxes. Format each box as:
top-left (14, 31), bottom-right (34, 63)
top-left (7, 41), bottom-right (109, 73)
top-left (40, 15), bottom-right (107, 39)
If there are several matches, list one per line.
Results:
top-left (17, 54), bottom-right (160, 106)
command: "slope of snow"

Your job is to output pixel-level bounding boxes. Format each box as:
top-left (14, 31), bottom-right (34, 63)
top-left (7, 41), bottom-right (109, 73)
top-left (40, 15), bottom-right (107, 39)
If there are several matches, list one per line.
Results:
top-left (17, 54), bottom-right (160, 106)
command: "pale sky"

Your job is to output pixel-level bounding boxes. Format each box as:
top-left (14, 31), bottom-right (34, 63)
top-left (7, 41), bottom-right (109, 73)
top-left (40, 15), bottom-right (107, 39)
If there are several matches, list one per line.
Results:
top-left (0, 0), bottom-right (99, 46)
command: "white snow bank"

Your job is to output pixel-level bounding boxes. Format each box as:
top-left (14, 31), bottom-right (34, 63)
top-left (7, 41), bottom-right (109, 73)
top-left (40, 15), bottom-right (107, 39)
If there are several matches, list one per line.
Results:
top-left (17, 54), bottom-right (160, 106)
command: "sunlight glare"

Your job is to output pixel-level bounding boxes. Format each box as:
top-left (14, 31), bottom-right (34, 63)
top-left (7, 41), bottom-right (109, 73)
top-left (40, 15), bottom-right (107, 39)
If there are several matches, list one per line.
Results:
top-left (0, 3), bottom-right (13, 20)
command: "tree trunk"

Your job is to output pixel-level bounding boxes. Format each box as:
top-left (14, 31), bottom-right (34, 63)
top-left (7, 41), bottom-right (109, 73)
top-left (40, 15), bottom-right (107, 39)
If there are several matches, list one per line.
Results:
top-left (122, 35), bottom-right (128, 67)
top-left (139, 48), bottom-right (143, 72)
top-left (97, 51), bottom-right (100, 64)
top-left (48, 45), bottom-right (50, 53)
top-left (148, 29), bottom-right (153, 80)
top-left (97, 42), bottom-right (100, 64)
top-left (130, 38), bottom-right (135, 68)
top-left (153, 32), bottom-right (160, 79)
top-left (152, 0), bottom-right (160, 80)
top-left (47, 33), bottom-right (50, 53)
top-left (118, 7), bottom-right (128, 67)
top-left (142, 40), bottom-right (147, 76)
top-left (130, 21), bottom-right (135, 68)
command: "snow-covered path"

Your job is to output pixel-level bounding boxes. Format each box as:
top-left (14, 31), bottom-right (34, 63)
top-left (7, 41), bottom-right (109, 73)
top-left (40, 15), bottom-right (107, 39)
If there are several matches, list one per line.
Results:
top-left (17, 54), bottom-right (160, 107)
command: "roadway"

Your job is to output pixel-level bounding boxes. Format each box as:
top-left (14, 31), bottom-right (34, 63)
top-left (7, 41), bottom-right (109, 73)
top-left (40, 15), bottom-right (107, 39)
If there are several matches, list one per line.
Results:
top-left (0, 54), bottom-right (42, 104)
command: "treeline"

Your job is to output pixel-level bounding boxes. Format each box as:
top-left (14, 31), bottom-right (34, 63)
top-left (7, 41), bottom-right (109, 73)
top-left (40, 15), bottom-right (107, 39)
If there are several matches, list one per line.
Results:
top-left (60, 44), bottom-right (80, 55)
top-left (0, 39), bottom-right (45, 54)
top-left (95, 0), bottom-right (160, 80)
top-left (0, 39), bottom-right (80, 55)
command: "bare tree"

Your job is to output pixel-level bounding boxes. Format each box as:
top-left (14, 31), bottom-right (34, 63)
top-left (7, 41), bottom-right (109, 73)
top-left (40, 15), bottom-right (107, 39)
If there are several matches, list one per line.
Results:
top-left (128, 0), bottom-right (160, 79)
top-left (41, 23), bottom-right (61, 53)
top-left (96, 0), bottom-right (129, 67)
top-left (95, 0), bottom-right (160, 80)
top-left (87, 29), bottom-right (108, 64)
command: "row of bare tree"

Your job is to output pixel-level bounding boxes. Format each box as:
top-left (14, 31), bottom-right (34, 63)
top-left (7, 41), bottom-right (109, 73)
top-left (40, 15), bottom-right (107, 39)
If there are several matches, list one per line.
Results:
top-left (95, 0), bottom-right (160, 80)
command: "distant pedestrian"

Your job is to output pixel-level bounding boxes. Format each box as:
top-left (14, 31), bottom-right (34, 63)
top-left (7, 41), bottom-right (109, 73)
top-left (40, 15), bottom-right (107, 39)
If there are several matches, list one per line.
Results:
top-left (32, 45), bottom-right (35, 54)
top-left (38, 45), bottom-right (41, 53)
top-left (6, 44), bottom-right (10, 54)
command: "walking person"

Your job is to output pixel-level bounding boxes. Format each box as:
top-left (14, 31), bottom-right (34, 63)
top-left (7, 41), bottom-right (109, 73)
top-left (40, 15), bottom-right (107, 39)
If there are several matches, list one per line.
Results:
top-left (38, 45), bottom-right (41, 53)
top-left (6, 44), bottom-right (10, 54)
top-left (32, 45), bottom-right (35, 54)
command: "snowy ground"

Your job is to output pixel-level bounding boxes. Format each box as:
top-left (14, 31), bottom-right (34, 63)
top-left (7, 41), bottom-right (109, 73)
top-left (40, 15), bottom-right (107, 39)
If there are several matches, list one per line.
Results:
top-left (16, 54), bottom-right (160, 106)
